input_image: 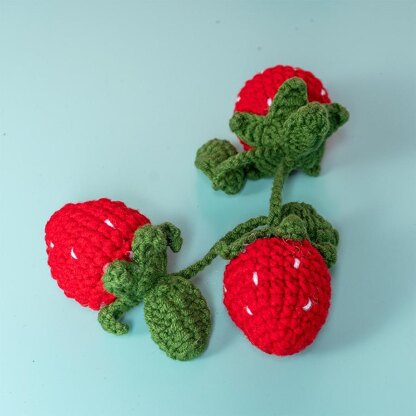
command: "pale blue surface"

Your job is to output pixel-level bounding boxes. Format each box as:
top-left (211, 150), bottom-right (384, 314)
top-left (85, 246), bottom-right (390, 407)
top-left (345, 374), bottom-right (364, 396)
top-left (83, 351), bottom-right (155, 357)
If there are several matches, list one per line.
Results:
top-left (1, 1), bottom-right (415, 415)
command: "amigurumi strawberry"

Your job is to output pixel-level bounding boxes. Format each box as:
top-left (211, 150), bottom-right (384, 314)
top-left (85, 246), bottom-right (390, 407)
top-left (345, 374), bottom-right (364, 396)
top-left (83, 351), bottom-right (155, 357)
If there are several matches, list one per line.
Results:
top-left (191, 64), bottom-right (349, 355)
top-left (234, 64), bottom-right (331, 151)
top-left (45, 198), bottom-right (211, 361)
top-left (45, 64), bottom-right (350, 360)
top-left (195, 65), bottom-right (348, 195)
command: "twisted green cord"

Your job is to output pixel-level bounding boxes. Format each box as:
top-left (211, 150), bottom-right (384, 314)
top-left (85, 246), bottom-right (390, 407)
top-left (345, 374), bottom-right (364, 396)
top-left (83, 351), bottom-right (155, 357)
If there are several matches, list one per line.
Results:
top-left (174, 215), bottom-right (268, 279)
top-left (268, 162), bottom-right (291, 227)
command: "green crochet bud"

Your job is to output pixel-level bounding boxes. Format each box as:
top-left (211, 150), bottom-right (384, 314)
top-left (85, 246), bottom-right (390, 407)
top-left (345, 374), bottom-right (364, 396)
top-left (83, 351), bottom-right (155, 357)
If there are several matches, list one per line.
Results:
top-left (195, 139), bottom-right (246, 194)
top-left (195, 138), bottom-right (238, 179)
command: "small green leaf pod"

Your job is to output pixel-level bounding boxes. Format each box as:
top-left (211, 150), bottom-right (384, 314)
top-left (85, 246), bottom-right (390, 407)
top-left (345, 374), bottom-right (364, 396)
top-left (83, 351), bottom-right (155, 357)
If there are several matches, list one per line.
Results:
top-left (144, 276), bottom-right (211, 361)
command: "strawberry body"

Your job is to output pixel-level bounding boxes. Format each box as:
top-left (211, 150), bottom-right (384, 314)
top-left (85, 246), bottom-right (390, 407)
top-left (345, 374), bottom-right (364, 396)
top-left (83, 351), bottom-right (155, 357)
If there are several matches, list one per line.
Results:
top-left (223, 237), bottom-right (331, 355)
top-left (45, 198), bottom-right (150, 310)
top-left (234, 65), bottom-right (331, 150)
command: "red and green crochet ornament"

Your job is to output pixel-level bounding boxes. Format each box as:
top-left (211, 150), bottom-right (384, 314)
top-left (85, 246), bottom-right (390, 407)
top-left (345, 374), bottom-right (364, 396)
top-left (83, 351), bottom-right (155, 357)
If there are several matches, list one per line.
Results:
top-left (45, 64), bottom-right (349, 360)
top-left (45, 198), bottom-right (211, 361)
top-left (194, 64), bottom-right (348, 355)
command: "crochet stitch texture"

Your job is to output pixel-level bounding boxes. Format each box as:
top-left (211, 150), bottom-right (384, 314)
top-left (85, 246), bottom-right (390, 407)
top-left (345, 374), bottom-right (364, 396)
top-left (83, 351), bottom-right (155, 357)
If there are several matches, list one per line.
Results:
top-left (224, 238), bottom-right (331, 355)
top-left (193, 64), bottom-right (348, 355)
top-left (45, 198), bottom-right (150, 310)
top-left (45, 64), bottom-right (349, 360)
top-left (234, 65), bottom-right (331, 150)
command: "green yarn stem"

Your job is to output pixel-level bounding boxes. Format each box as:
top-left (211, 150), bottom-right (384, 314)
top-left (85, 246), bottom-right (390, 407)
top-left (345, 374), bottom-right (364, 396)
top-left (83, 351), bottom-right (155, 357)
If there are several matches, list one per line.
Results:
top-left (175, 215), bottom-right (268, 279)
top-left (98, 298), bottom-right (138, 335)
top-left (268, 162), bottom-right (290, 227)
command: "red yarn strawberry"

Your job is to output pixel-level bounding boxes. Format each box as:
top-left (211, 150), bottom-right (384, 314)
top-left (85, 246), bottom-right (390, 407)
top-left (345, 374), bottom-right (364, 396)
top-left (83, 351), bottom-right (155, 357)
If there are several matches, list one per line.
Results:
top-left (45, 198), bottom-right (150, 310)
top-left (45, 198), bottom-right (212, 361)
top-left (223, 237), bottom-right (331, 356)
top-left (234, 65), bottom-right (331, 150)
top-left (195, 72), bottom-right (348, 195)
top-left (192, 64), bottom-right (348, 356)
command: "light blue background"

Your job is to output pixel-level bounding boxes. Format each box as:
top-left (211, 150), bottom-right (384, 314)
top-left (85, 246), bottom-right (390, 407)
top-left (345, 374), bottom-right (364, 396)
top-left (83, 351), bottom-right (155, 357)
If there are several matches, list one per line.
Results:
top-left (1, 1), bottom-right (415, 415)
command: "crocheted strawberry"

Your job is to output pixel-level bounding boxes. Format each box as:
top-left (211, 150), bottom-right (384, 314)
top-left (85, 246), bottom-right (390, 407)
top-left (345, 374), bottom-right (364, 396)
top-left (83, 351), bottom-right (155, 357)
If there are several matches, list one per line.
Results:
top-left (224, 237), bottom-right (331, 356)
top-left (195, 75), bottom-right (348, 194)
top-left (211, 202), bottom-right (339, 356)
top-left (45, 198), bottom-right (211, 360)
top-left (234, 65), bottom-right (331, 150)
top-left (190, 64), bottom-right (349, 356)
top-left (45, 198), bottom-right (150, 310)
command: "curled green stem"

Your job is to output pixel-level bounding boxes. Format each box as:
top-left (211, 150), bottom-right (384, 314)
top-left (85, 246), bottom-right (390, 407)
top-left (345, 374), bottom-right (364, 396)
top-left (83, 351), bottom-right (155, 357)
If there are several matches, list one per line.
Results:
top-left (98, 298), bottom-right (138, 335)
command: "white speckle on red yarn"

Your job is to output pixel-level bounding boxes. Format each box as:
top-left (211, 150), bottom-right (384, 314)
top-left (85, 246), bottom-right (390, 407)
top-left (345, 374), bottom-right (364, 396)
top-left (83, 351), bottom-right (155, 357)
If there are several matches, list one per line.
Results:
top-left (252, 271), bottom-right (259, 286)
top-left (302, 298), bottom-right (313, 311)
top-left (104, 219), bottom-right (115, 228)
top-left (293, 258), bottom-right (300, 269)
top-left (223, 285), bottom-right (227, 293)
top-left (245, 306), bottom-right (253, 316)
top-left (267, 97), bottom-right (272, 106)
top-left (70, 248), bottom-right (78, 260)
top-left (321, 89), bottom-right (326, 96)
top-left (49, 242), bottom-right (54, 248)
top-left (236, 96), bottom-right (241, 102)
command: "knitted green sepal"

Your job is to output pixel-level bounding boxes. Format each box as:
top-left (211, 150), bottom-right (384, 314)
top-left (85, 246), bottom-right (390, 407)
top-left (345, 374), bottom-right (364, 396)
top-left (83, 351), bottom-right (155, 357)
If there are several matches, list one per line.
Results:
top-left (98, 223), bottom-right (211, 361)
top-left (195, 77), bottom-right (349, 194)
top-left (213, 202), bottom-right (339, 268)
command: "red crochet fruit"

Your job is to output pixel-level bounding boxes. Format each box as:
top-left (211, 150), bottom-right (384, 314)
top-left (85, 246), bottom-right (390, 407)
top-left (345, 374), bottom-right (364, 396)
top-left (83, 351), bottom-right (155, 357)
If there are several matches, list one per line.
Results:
top-left (45, 198), bottom-right (150, 310)
top-left (223, 237), bottom-right (331, 356)
top-left (234, 65), bottom-right (331, 150)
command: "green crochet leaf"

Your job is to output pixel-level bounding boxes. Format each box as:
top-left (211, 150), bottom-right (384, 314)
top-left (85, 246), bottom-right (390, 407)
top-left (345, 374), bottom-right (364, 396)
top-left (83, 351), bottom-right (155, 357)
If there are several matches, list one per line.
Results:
top-left (281, 102), bottom-right (330, 167)
top-left (275, 214), bottom-right (308, 240)
top-left (280, 202), bottom-right (339, 267)
top-left (159, 222), bottom-right (183, 253)
top-left (300, 144), bottom-right (325, 176)
top-left (102, 260), bottom-right (142, 302)
top-left (323, 103), bottom-right (350, 138)
top-left (144, 276), bottom-right (211, 361)
top-left (229, 77), bottom-right (309, 148)
top-left (267, 77), bottom-right (308, 126)
top-left (131, 224), bottom-right (169, 279)
top-left (229, 112), bottom-right (268, 147)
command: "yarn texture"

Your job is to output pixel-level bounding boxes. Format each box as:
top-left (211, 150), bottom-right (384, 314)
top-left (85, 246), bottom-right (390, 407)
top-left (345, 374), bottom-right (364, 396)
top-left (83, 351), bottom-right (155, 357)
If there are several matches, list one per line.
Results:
top-left (45, 64), bottom-right (350, 360)
top-left (195, 76), bottom-right (348, 195)
top-left (192, 65), bottom-right (349, 355)
top-left (234, 64), bottom-right (331, 150)
top-left (223, 238), bottom-right (331, 355)
top-left (45, 199), bottom-right (211, 360)
top-left (45, 198), bottom-right (150, 310)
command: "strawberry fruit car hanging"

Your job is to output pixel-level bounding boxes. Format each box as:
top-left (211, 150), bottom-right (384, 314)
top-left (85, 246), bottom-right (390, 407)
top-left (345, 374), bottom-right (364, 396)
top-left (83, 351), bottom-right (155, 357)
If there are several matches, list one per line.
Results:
top-left (45, 64), bottom-right (349, 360)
